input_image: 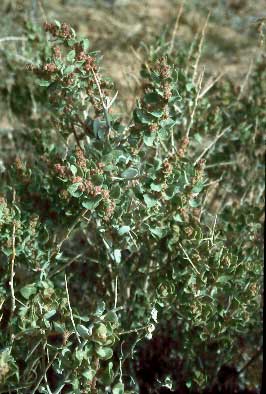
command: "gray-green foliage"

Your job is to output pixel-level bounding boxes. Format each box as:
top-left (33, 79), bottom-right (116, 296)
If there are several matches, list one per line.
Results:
top-left (0, 20), bottom-right (263, 393)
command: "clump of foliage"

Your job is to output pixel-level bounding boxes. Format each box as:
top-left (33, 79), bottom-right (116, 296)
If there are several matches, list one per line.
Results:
top-left (0, 20), bottom-right (263, 394)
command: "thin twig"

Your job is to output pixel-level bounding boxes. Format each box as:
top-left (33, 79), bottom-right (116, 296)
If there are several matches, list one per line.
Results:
top-left (192, 12), bottom-right (210, 84)
top-left (238, 345), bottom-right (263, 375)
top-left (92, 69), bottom-right (111, 137)
top-left (205, 160), bottom-right (237, 168)
top-left (185, 30), bottom-right (200, 76)
top-left (210, 214), bottom-right (217, 245)
top-left (0, 36), bottom-right (27, 44)
top-left (65, 274), bottom-right (81, 344)
top-left (199, 71), bottom-right (225, 99)
top-left (114, 275), bottom-right (118, 309)
top-left (178, 242), bottom-right (200, 275)
top-left (186, 68), bottom-right (205, 138)
top-left (169, 0), bottom-right (185, 54)
top-left (194, 126), bottom-right (231, 166)
top-left (237, 59), bottom-right (254, 100)
top-left (48, 252), bottom-right (84, 279)
top-left (117, 324), bottom-right (151, 336)
top-left (32, 352), bottom-right (58, 394)
top-left (54, 208), bottom-right (89, 255)
top-left (9, 190), bottom-right (16, 323)
top-left (52, 372), bottom-right (71, 394)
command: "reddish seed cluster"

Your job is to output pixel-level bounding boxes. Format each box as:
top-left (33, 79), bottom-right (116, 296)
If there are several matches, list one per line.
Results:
top-left (53, 46), bottom-right (61, 59)
top-left (192, 159), bottom-right (206, 185)
top-left (148, 123), bottom-right (159, 133)
top-left (82, 180), bottom-right (107, 198)
top-left (25, 63), bottom-right (35, 71)
top-left (59, 189), bottom-right (69, 200)
top-left (163, 82), bottom-right (172, 101)
top-left (162, 106), bottom-right (170, 120)
top-left (90, 162), bottom-right (105, 176)
top-left (54, 163), bottom-right (68, 177)
top-left (184, 226), bottom-right (194, 237)
top-left (14, 156), bottom-right (23, 171)
top-left (178, 137), bottom-right (190, 158)
top-left (43, 63), bottom-right (57, 73)
top-left (157, 57), bottom-right (171, 79)
top-left (72, 176), bottom-right (83, 184)
top-left (75, 51), bottom-right (87, 61)
top-left (162, 160), bottom-right (173, 175)
top-left (179, 207), bottom-right (189, 222)
top-left (43, 22), bottom-right (73, 39)
top-left (73, 41), bottom-right (97, 72)
top-left (84, 56), bottom-right (96, 72)
top-left (75, 147), bottom-right (87, 169)
top-left (103, 199), bottom-right (116, 221)
top-left (64, 72), bottom-right (75, 86)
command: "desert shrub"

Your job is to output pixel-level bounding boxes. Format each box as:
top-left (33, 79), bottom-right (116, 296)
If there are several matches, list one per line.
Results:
top-left (0, 20), bottom-right (263, 394)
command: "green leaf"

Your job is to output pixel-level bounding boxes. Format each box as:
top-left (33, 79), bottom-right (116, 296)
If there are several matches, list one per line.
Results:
top-left (150, 227), bottom-right (167, 239)
top-left (105, 311), bottom-right (119, 325)
top-left (143, 194), bottom-right (157, 208)
top-left (121, 168), bottom-right (138, 179)
top-left (144, 134), bottom-right (155, 147)
top-left (82, 195), bottom-right (102, 210)
top-left (77, 324), bottom-right (92, 338)
top-left (110, 185), bottom-right (121, 199)
top-left (173, 213), bottom-right (183, 222)
top-left (150, 183), bottom-right (162, 192)
top-left (135, 109), bottom-right (153, 124)
top-left (38, 80), bottom-right (51, 87)
top-left (82, 38), bottom-right (90, 51)
top-left (144, 92), bottom-right (161, 104)
top-left (63, 65), bottom-right (75, 75)
top-left (118, 226), bottom-right (130, 236)
top-left (114, 249), bottom-right (121, 264)
top-left (67, 183), bottom-right (81, 196)
top-left (44, 310), bottom-right (57, 320)
top-left (94, 301), bottom-right (105, 317)
top-left (112, 383), bottom-right (124, 394)
top-left (95, 346), bottom-right (113, 360)
top-left (91, 174), bottom-right (104, 185)
top-left (82, 369), bottom-right (96, 381)
top-left (66, 50), bottom-right (76, 62)
top-left (189, 199), bottom-right (200, 208)
top-left (192, 182), bottom-right (205, 194)
top-left (54, 20), bottom-right (61, 28)
top-left (217, 275), bottom-right (232, 284)
top-left (149, 109), bottom-right (164, 118)
top-left (101, 362), bottom-right (114, 385)
top-left (20, 284), bottom-right (37, 299)
top-left (70, 165), bottom-right (77, 176)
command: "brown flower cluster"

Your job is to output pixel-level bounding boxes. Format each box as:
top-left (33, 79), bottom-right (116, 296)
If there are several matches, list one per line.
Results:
top-left (54, 163), bottom-right (69, 178)
top-left (43, 63), bottom-right (58, 73)
top-left (84, 56), bottom-right (96, 73)
top-left (162, 160), bottom-right (173, 175)
top-left (192, 159), bottom-right (206, 185)
top-left (178, 137), bottom-right (190, 158)
top-left (103, 199), bottom-right (116, 221)
top-left (53, 46), bottom-right (62, 59)
top-left (90, 162), bottom-right (105, 176)
top-left (73, 43), bottom-right (96, 73)
top-left (163, 82), bottom-right (172, 101)
top-left (43, 22), bottom-right (73, 40)
top-left (70, 175), bottom-right (115, 220)
top-left (64, 72), bottom-right (75, 86)
top-left (75, 147), bottom-right (87, 168)
top-left (157, 57), bottom-right (171, 79)
top-left (148, 123), bottom-right (159, 133)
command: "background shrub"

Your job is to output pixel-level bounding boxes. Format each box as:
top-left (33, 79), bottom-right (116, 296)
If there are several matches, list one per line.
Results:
top-left (0, 2), bottom-right (264, 393)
